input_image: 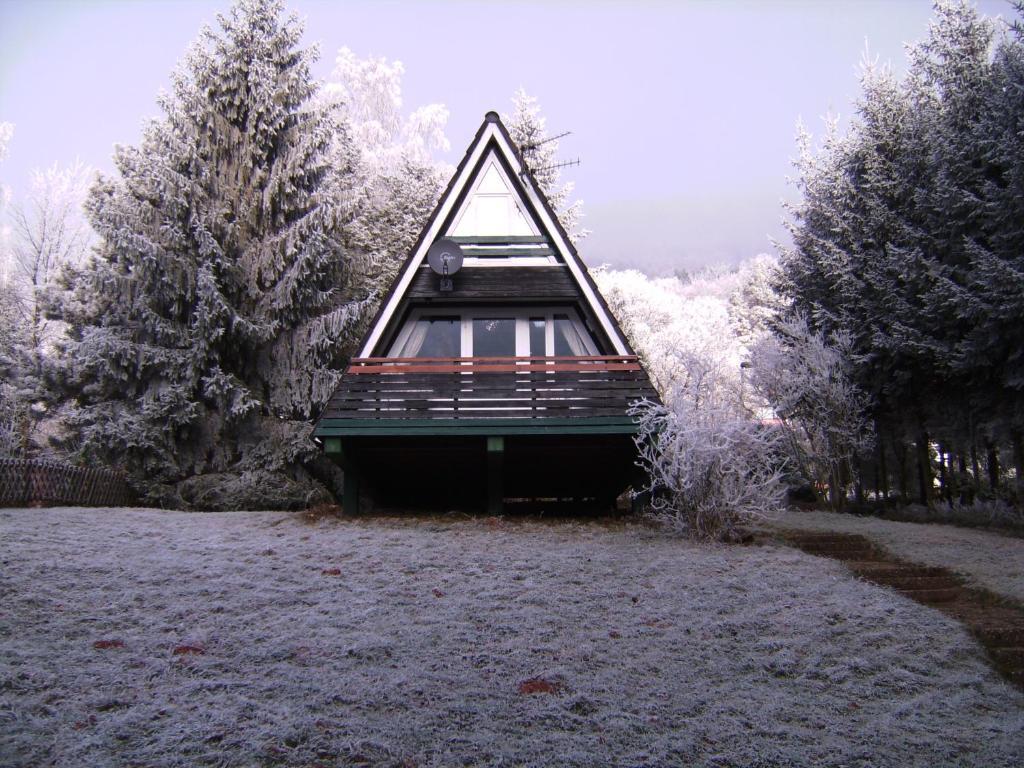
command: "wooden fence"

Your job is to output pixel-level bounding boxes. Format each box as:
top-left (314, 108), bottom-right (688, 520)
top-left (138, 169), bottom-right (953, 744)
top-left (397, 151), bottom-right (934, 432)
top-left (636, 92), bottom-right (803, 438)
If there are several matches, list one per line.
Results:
top-left (0, 458), bottom-right (133, 508)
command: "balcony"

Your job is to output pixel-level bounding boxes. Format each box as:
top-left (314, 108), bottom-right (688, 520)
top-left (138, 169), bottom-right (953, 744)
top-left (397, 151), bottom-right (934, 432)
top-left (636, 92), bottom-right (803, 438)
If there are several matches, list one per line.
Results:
top-left (315, 355), bottom-right (658, 436)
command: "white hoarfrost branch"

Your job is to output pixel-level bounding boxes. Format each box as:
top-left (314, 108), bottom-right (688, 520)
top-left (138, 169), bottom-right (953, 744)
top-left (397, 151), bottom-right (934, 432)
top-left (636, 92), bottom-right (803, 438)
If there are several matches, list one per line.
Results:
top-left (749, 315), bottom-right (874, 509)
top-left (631, 355), bottom-right (787, 541)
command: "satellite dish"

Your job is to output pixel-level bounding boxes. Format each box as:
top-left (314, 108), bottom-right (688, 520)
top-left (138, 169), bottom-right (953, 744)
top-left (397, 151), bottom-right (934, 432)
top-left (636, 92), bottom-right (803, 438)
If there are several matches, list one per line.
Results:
top-left (427, 238), bottom-right (464, 277)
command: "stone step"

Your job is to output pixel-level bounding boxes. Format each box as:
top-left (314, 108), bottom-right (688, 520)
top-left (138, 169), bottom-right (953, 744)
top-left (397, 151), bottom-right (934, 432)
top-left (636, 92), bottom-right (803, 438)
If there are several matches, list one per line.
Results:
top-left (793, 535), bottom-right (871, 545)
top-left (866, 574), bottom-right (961, 591)
top-left (813, 548), bottom-right (878, 561)
top-left (898, 586), bottom-right (962, 604)
top-left (977, 627), bottom-right (1024, 647)
top-left (852, 563), bottom-right (948, 579)
top-left (991, 647), bottom-right (1024, 667)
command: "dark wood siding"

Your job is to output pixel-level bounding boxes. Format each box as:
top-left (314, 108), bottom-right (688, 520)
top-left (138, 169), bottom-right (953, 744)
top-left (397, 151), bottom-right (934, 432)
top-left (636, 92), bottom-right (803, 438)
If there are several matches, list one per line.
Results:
top-left (407, 266), bottom-right (578, 300)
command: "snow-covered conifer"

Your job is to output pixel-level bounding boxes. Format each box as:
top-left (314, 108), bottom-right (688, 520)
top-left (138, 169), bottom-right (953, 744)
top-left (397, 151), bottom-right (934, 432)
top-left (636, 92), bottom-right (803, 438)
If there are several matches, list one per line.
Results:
top-left (61, 0), bottom-right (360, 507)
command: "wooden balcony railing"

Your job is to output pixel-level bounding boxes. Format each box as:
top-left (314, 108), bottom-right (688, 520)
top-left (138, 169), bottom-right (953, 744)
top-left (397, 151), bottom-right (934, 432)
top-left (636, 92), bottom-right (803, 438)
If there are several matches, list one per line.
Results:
top-left (346, 355), bottom-right (643, 375)
top-left (316, 355), bottom-right (659, 430)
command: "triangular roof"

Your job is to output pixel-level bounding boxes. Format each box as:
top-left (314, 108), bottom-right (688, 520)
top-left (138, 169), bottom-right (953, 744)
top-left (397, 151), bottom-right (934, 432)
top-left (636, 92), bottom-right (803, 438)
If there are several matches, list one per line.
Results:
top-left (357, 111), bottom-right (633, 357)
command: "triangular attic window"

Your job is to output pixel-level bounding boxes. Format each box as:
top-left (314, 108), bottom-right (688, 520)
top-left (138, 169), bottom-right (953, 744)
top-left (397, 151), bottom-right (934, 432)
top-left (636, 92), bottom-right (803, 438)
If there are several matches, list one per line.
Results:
top-left (449, 154), bottom-right (539, 238)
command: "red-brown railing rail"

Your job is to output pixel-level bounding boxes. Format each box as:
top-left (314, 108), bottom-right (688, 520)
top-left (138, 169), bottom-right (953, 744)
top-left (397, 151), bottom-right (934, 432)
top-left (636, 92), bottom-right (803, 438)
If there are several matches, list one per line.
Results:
top-left (346, 355), bottom-right (643, 375)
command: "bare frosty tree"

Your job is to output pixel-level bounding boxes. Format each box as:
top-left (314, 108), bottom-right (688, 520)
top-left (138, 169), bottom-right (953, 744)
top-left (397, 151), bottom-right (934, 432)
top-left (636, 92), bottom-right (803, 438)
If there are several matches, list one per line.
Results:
top-left (593, 258), bottom-right (778, 403)
top-left (1, 162), bottom-right (94, 456)
top-left (321, 48), bottom-right (450, 300)
top-left (749, 315), bottom-right (874, 509)
top-left (0, 121), bottom-right (18, 455)
top-left (631, 352), bottom-right (787, 541)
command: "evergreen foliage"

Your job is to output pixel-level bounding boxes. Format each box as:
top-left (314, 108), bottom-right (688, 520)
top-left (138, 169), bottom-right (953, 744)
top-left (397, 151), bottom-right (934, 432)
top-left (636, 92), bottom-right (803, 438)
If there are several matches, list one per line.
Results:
top-left (59, 0), bottom-right (362, 507)
top-left (504, 89), bottom-right (588, 244)
top-left (778, 0), bottom-right (1024, 505)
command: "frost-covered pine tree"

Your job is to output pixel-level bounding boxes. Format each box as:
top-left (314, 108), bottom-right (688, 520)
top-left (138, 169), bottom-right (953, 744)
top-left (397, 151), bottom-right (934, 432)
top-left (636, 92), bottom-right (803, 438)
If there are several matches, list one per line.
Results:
top-left (504, 89), bottom-right (587, 244)
top-left (775, 0), bottom-right (1024, 505)
top-left (62, 0), bottom-right (362, 508)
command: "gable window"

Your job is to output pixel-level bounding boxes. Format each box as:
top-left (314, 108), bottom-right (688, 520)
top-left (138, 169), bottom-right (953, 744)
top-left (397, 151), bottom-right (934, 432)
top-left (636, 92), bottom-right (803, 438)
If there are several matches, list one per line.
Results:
top-left (388, 308), bottom-right (597, 358)
top-left (450, 157), bottom-right (537, 238)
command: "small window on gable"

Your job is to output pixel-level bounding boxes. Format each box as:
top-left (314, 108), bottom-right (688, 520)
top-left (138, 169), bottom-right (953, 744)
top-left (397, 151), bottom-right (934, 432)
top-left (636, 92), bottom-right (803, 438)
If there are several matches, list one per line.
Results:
top-left (450, 158), bottom-right (537, 238)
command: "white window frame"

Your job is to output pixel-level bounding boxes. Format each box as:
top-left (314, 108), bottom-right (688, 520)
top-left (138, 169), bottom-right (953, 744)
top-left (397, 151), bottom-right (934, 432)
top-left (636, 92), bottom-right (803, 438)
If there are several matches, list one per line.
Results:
top-left (387, 307), bottom-right (598, 357)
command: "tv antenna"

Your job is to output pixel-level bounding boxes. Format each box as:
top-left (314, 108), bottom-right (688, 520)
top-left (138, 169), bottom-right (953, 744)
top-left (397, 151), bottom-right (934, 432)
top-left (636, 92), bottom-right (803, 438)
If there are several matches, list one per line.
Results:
top-left (531, 158), bottom-right (581, 174)
top-left (521, 130), bottom-right (572, 153)
top-left (519, 130), bottom-right (581, 181)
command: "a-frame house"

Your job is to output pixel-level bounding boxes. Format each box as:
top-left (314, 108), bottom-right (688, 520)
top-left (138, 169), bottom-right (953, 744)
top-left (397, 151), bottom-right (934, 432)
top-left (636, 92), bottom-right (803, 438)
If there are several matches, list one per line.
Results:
top-left (314, 111), bottom-right (659, 513)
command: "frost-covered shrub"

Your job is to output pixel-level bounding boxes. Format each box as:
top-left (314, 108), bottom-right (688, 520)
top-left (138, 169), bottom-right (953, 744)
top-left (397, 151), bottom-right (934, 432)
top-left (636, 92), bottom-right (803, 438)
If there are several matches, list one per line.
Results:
top-left (631, 355), bottom-right (787, 541)
top-left (749, 316), bottom-right (873, 510)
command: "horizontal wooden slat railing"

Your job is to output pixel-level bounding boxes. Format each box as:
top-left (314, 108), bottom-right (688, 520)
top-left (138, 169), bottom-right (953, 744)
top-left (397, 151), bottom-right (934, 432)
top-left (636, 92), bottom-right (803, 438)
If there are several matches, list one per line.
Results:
top-left (317, 356), bottom-right (658, 428)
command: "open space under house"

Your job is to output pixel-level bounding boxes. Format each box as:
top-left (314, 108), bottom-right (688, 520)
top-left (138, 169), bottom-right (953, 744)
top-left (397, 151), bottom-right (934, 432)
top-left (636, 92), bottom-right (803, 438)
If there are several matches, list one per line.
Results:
top-left (314, 112), bottom-right (658, 513)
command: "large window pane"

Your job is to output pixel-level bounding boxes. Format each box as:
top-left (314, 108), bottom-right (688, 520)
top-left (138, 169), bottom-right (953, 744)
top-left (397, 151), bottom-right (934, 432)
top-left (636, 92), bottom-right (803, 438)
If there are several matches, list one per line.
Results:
top-left (529, 318), bottom-right (546, 356)
top-left (395, 317), bottom-right (460, 357)
top-left (554, 314), bottom-right (590, 356)
top-left (473, 318), bottom-right (515, 357)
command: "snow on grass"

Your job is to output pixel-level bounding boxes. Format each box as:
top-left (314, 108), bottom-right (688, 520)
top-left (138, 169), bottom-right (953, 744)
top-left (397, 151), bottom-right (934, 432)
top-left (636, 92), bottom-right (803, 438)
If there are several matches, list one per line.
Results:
top-left (772, 507), bottom-right (1024, 604)
top-left (1, 507), bottom-right (1022, 767)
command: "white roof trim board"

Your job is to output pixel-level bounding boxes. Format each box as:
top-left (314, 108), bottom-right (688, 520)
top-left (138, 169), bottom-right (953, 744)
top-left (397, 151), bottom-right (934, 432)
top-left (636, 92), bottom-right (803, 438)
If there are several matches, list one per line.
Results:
top-left (358, 115), bottom-right (631, 357)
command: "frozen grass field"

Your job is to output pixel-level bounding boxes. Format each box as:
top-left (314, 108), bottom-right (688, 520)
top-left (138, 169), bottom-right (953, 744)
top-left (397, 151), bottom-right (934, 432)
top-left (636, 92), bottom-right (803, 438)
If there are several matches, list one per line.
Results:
top-left (2, 507), bottom-right (1023, 767)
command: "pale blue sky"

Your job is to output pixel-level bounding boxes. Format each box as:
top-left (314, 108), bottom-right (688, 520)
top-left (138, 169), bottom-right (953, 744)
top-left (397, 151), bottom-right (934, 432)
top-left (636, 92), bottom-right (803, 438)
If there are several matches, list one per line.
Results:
top-left (0, 0), bottom-right (1014, 273)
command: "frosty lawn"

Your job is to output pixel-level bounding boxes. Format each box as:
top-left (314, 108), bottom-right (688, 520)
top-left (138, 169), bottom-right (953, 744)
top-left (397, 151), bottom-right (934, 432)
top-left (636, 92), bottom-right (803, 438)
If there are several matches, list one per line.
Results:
top-left (2, 508), bottom-right (1023, 767)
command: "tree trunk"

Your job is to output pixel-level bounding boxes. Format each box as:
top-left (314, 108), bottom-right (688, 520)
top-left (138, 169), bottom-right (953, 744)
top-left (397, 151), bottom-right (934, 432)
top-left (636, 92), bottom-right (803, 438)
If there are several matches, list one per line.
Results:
top-left (971, 443), bottom-right (981, 495)
top-left (873, 453), bottom-right (881, 503)
top-left (938, 442), bottom-right (949, 503)
top-left (986, 441), bottom-right (1000, 496)
top-left (896, 440), bottom-right (909, 503)
top-left (916, 429), bottom-right (932, 506)
top-left (877, 435), bottom-right (889, 503)
top-left (957, 447), bottom-right (969, 504)
top-left (1012, 430), bottom-right (1024, 507)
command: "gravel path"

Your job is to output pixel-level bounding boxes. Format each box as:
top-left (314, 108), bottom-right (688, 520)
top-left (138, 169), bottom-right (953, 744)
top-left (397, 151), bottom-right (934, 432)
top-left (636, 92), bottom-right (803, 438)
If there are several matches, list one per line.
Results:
top-left (2, 507), bottom-right (1022, 767)
top-left (771, 508), bottom-right (1024, 603)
